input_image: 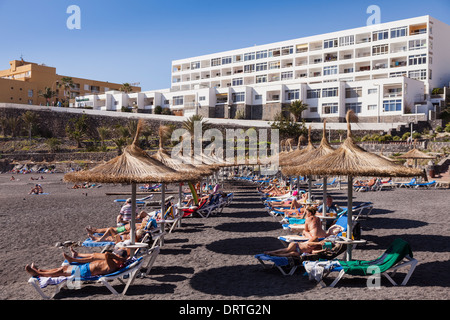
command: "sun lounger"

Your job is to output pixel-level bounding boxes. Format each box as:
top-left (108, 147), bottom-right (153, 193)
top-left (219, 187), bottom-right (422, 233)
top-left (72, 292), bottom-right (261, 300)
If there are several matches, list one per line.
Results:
top-left (394, 178), bottom-right (416, 188)
top-left (314, 178), bottom-right (337, 189)
top-left (410, 180), bottom-right (437, 189)
top-left (28, 256), bottom-right (144, 299)
top-left (255, 242), bottom-right (348, 276)
top-left (303, 238), bottom-right (418, 287)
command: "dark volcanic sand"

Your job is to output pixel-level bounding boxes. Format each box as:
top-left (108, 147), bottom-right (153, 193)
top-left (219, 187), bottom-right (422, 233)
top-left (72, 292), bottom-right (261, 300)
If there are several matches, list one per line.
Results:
top-left (0, 173), bottom-right (449, 301)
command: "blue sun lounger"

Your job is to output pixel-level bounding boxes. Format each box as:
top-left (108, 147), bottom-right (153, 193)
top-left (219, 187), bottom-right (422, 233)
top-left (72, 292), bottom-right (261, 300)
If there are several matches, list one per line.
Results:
top-left (28, 256), bottom-right (144, 299)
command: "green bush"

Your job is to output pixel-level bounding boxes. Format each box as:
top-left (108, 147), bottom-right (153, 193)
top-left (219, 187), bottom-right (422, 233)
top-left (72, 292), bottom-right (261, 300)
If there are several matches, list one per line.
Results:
top-left (154, 105), bottom-right (162, 114)
top-left (402, 132), bottom-right (411, 140)
top-left (161, 108), bottom-right (172, 115)
top-left (392, 135), bottom-right (401, 141)
top-left (412, 132), bottom-right (422, 139)
top-left (445, 124), bottom-right (450, 133)
top-left (436, 125), bottom-right (443, 133)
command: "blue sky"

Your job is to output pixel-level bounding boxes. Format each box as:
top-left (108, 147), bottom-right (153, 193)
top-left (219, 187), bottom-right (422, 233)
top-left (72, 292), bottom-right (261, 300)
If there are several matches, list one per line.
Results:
top-left (0, 0), bottom-right (449, 91)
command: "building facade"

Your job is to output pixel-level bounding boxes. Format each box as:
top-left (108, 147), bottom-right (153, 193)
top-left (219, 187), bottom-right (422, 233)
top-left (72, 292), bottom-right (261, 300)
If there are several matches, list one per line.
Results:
top-left (75, 15), bottom-right (450, 122)
top-left (0, 60), bottom-right (140, 106)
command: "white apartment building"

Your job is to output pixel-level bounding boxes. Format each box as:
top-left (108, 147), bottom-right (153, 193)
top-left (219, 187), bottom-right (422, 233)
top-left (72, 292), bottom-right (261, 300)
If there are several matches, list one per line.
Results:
top-left (75, 15), bottom-right (450, 123)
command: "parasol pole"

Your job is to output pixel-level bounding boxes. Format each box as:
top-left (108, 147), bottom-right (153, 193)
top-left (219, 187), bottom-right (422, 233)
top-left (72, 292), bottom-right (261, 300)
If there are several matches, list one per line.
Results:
top-left (160, 182), bottom-right (166, 246)
top-left (322, 176), bottom-right (327, 217)
top-left (130, 182), bottom-right (137, 246)
top-left (346, 175), bottom-right (353, 261)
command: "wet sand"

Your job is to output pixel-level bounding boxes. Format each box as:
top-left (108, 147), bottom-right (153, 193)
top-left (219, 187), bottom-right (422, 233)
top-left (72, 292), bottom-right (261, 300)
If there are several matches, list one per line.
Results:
top-left (0, 173), bottom-right (449, 303)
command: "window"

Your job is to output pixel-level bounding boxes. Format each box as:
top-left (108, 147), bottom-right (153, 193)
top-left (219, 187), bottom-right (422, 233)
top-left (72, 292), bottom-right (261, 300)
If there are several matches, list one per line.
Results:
top-left (343, 67), bottom-right (354, 74)
top-left (285, 89), bottom-right (299, 100)
top-left (322, 87), bottom-right (338, 97)
top-left (389, 71), bottom-right (406, 78)
top-left (409, 54), bottom-right (426, 65)
top-left (199, 96), bottom-right (206, 101)
top-left (232, 92), bottom-right (245, 103)
top-left (256, 75), bottom-right (267, 83)
top-left (367, 104), bottom-right (377, 111)
top-left (234, 55), bottom-right (242, 63)
top-left (256, 62), bottom-right (267, 72)
top-left (256, 50), bottom-right (268, 59)
top-left (346, 102), bottom-right (362, 113)
top-left (232, 78), bottom-right (243, 86)
top-left (322, 103), bottom-right (338, 114)
top-left (345, 87), bottom-right (362, 98)
top-left (281, 46), bottom-right (293, 55)
top-left (255, 94), bottom-right (263, 100)
top-left (269, 61), bottom-right (280, 70)
top-left (244, 64), bottom-right (255, 73)
top-left (244, 52), bottom-right (255, 61)
top-left (173, 96), bottom-right (184, 106)
top-left (372, 29), bottom-right (389, 41)
top-left (309, 107), bottom-right (318, 113)
top-left (372, 44), bottom-right (389, 55)
top-left (323, 65), bottom-right (338, 76)
top-left (211, 58), bottom-right (221, 66)
top-left (281, 71), bottom-right (293, 80)
top-left (28, 89), bottom-right (33, 97)
top-left (268, 48), bottom-right (281, 57)
top-left (339, 35), bottom-right (354, 46)
top-left (368, 88), bottom-right (378, 95)
top-left (222, 56), bottom-right (232, 65)
top-left (383, 99), bottom-right (402, 112)
top-left (409, 39), bottom-right (426, 51)
top-left (324, 38), bottom-right (338, 49)
top-left (408, 69), bottom-right (427, 80)
top-left (191, 61), bottom-right (200, 69)
top-left (391, 26), bottom-right (407, 38)
top-left (307, 89), bottom-right (321, 99)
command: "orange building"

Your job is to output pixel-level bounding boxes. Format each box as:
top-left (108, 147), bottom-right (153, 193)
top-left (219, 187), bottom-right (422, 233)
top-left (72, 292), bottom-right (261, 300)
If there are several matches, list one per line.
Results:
top-left (0, 59), bottom-right (140, 106)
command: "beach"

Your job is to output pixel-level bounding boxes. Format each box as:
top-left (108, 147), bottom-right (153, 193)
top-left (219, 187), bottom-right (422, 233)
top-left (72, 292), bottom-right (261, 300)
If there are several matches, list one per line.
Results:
top-left (0, 172), bottom-right (449, 301)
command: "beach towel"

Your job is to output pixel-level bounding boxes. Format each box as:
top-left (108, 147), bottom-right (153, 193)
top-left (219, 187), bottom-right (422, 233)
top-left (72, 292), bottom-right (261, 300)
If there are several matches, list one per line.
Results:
top-left (82, 233), bottom-right (114, 247)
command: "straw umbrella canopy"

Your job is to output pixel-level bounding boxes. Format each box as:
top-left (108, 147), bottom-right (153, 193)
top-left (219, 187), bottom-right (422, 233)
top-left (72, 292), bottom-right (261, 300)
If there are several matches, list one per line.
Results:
top-left (281, 121), bottom-right (336, 206)
top-left (280, 126), bottom-right (316, 167)
top-left (396, 143), bottom-right (436, 168)
top-left (64, 120), bottom-right (202, 246)
top-left (286, 111), bottom-right (424, 260)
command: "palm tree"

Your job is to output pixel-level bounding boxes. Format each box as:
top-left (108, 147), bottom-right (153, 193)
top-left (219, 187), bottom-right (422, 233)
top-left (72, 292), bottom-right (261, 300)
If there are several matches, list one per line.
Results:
top-left (288, 100), bottom-right (308, 122)
top-left (97, 126), bottom-right (111, 150)
top-left (38, 87), bottom-right (56, 106)
top-left (21, 111), bottom-right (38, 143)
top-left (119, 83), bottom-right (133, 93)
top-left (182, 114), bottom-right (211, 136)
top-left (58, 77), bottom-right (75, 103)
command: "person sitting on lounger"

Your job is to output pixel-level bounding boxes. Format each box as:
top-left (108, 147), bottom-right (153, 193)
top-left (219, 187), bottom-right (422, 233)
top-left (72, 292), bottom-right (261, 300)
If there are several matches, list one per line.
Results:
top-left (317, 196), bottom-right (342, 216)
top-left (116, 198), bottom-right (140, 225)
top-left (25, 246), bottom-right (129, 278)
top-left (302, 206), bottom-right (328, 240)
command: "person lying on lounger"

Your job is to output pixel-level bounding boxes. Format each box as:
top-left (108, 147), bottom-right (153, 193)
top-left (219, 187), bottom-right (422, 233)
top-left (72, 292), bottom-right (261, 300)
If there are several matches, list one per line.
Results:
top-left (264, 237), bottom-right (326, 257)
top-left (86, 227), bottom-right (146, 243)
top-left (25, 247), bottom-right (129, 278)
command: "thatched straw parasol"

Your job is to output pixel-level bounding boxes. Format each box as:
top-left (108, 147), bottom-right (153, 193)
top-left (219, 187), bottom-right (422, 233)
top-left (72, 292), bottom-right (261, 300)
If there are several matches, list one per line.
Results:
top-left (286, 111), bottom-right (424, 260)
top-left (281, 121), bottom-right (336, 207)
top-left (64, 120), bottom-right (202, 246)
top-left (396, 142), bottom-right (436, 168)
top-left (280, 126), bottom-right (316, 167)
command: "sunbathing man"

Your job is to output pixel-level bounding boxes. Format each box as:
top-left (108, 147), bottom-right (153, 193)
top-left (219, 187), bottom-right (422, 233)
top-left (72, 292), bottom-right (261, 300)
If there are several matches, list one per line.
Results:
top-left (86, 227), bottom-right (145, 243)
top-left (25, 247), bottom-right (129, 278)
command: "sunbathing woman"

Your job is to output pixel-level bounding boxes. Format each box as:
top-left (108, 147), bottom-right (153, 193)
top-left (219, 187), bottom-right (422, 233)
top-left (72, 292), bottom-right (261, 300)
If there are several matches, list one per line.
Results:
top-left (86, 227), bottom-right (145, 243)
top-left (25, 247), bottom-right (129, 278)
top-left (264, 237), bottom-right (326, 257)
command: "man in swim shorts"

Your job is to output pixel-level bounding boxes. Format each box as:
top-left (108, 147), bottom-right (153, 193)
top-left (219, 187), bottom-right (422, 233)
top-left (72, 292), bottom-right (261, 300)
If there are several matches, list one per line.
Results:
top-left (25, 247), bottom-right (129, 278)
